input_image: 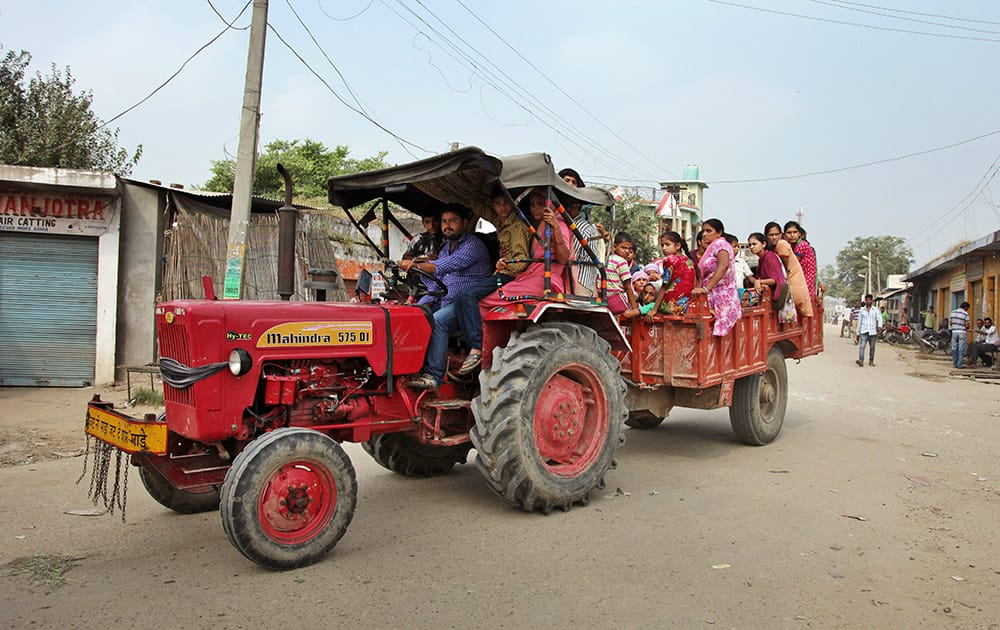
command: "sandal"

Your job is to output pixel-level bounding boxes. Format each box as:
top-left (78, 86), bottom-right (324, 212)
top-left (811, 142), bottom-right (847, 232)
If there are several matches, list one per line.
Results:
top-left (458, 351), bottom-right (482, 375)
top-left (407, 373), bottom-right (438, 390)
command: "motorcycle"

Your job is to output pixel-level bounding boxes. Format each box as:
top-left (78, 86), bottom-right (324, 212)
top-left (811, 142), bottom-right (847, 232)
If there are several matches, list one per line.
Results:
top-left (883, 322), bottom-right (911, 345)
top-left (918, 327), bottom-right (951, 354)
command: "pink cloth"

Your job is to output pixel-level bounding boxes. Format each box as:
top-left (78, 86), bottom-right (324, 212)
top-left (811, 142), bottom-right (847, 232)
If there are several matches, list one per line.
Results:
top-left (697, 237), bottom-right (742, 336)
top-left (793, 239), bottom-right (817, 297)
top-left (480, 221), bottom-right (572, 316)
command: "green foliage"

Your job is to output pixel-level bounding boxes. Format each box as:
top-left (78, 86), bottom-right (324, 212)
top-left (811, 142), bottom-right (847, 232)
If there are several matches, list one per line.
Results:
top-left (830, 235), bottom-right (913, 299)
top-left (130, 387), bottom-right (164, 406)
top-left (202, 138), bottom-right (388, 202)
top-left (589, 190), bottom-right (660, 263)
top-left (819, 264), bottom-right (845, 297)
top-left (0, 49), bottom-right (141, 175)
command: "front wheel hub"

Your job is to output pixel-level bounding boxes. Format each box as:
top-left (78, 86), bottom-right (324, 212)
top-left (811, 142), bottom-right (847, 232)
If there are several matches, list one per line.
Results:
top-left (259, 462), bottom-right (336, 544)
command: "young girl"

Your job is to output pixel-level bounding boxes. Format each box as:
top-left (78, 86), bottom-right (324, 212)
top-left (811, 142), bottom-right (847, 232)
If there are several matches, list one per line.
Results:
top-left (631, 271), bottom-right (649, 297)
top-left (643, 263), bottom-right (663, 292)
top-left (606, 232), bottom-right (638, 315)
top-left (623, 283), bottom-right (659, 318)
top-left (650, 231), bottom-right (695, 317)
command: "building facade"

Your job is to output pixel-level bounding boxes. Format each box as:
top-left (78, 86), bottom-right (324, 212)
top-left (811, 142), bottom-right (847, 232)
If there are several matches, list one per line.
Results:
top-left (904, 230), bottom-right (1000, 331)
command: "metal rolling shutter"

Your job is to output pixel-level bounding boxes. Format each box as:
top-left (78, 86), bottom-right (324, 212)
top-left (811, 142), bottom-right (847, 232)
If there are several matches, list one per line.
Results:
top-left (0, 232), bottom-right (98, 386)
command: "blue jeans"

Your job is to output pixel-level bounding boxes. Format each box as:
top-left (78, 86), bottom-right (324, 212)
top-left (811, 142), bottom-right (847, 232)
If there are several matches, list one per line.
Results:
top-left (423, 303), bottom-right (461, 386)
top-left (952, 330), bottom-right (967, 368)
top-left (453, 274), bottom-right (512, 351)
top-left (858, 333), bottom-right (876, 363)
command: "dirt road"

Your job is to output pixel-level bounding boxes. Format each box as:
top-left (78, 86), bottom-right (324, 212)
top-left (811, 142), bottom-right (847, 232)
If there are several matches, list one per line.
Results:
top-left (2, 326), bottom-right (999, 628)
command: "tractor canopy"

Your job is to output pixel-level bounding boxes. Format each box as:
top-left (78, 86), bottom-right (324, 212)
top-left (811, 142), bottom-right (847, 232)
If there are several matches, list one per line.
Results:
top-left (327, 147), bottom-right (615, 216)
top-left (499, 152), bottom-right (615, 208)
top-left (327, 146), bottom-right (503, 217)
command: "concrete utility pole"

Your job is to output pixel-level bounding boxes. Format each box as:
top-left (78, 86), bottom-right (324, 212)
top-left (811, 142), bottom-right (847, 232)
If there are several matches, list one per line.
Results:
top-left (866, 251), bottom-right (872, 296)
top-left (223, 0), bottom-right (269, 299)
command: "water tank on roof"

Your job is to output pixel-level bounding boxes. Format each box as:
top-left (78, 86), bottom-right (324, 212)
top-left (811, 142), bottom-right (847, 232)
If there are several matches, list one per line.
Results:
top-left (683, 164), bottom-right (700, 180)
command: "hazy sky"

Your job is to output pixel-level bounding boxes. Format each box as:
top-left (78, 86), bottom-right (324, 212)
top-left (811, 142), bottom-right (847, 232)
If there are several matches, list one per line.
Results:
top-left (3, 0), bottom-right (999, 269)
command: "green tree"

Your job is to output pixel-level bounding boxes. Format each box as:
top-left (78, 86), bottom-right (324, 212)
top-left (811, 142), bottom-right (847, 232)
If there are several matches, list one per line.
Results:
top-left (202, 139), bottom-right (388, 204)
top-left (819, 264), bottom-right (845, 297)
top-left (589, 189), bottom-right (660, 263)
top-left (0, 49), bottom-right (141, 175)
top-left (831, 236), bottom-right (913, 299)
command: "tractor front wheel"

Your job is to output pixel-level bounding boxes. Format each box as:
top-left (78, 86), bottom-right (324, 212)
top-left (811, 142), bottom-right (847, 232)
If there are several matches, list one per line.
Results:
top-left (220, 428), bottom-right (356, 570)
top-left (471, 323), bottom-right (626, 513)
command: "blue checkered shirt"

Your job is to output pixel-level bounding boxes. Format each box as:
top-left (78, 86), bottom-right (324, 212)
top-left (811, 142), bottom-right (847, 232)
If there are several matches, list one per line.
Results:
top-left (419, 232), bottom-right (492, 308)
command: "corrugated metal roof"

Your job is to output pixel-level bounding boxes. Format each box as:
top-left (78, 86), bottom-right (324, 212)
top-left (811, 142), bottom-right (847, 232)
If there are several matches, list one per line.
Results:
top-left (122, 178), bottom-right (315, 212)
top-left (905, 230), bottom-right (1000, 281)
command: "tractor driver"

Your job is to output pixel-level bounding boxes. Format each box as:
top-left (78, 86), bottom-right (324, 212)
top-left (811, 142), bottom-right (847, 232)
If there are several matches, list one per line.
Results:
top-left (403, 205), bottom-right (492, 390)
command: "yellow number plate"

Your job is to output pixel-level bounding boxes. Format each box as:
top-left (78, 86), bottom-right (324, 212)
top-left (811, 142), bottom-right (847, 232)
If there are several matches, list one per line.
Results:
top-left (85, 406), bottom-right (168, 454)
top-left (257, 321), bottom-right (374, 348)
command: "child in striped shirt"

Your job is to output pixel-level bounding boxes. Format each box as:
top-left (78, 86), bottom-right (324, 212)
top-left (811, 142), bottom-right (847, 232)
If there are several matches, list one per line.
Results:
top-left (606, 232), bottom-right (638, 315)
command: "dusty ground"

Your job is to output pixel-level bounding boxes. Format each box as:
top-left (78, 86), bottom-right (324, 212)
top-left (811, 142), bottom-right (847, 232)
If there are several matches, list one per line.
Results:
top-left (1, 325), bottom-right (999, 628)
top-left (0, 383), bottom-right (159, 467)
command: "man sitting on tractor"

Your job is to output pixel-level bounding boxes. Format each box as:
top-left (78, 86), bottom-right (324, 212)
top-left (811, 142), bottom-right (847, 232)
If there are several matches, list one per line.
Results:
top-left (402, 205), bottom-right (492, 390)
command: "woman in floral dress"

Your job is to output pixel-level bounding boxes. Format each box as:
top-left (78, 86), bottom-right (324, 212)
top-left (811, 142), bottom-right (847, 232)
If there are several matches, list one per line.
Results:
top-left (691, 218), bottom-right (741, 336)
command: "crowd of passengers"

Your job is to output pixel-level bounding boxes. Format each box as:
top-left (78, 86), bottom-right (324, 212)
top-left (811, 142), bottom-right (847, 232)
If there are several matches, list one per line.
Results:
top-left (398, 169), bottom-right (820, 390)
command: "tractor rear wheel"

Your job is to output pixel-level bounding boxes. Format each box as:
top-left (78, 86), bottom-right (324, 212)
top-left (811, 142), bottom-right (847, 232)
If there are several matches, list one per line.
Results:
top-left (729, 346), bottom-right (788, 445)
top-left (471, 323), bottom-right (626, 513)
top-left (138, 462), bottom-right (220, 514)
top-left (220, 428), bottom-right (356, 570)
top-left (362, 433), bottom-right (471, 476)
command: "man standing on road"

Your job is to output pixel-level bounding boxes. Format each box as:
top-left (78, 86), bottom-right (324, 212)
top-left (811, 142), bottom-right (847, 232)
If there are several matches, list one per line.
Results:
top-left (850, 300), bottom-right (861, 344)
top-left (402, 206), bottom-right (492, 390)
top-left (856, 294), bottom-right (881, 367)
top-left (949, 301), bottom-right (971, 369)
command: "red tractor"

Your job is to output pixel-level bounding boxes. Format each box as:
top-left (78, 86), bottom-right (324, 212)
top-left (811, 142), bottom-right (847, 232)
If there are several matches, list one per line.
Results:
top-left (83, 148), bottom-right (823, 570)
top-left (84, 149), bottom-right (629, 569)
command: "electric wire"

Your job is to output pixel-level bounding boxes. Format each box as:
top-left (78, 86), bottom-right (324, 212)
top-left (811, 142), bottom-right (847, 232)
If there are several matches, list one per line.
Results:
top-left (316, 0), bottom-right (374, 21)
top-left (702, 0), bottom-right (1000, 43)
top-left (380, 0), bottom-right (637, 177)
top-left (12, 0), bottom-right (252, 167)
top-left (388, 0), bottom-right (658, 181)
top-left (388, 0), bottom-right (629, 174)
top-left (826, 0), bottom-right (1000, 26)
top-left (206, 0), bottom-right (251, 30)
top-left (713, 128), bottom-right (1000, 184)
top-left (284, 0), bottom-right (372, 116)
top-left (909, 150), bottom-right (1000, 248)
top-left (805, 0), bottom-right (1000, 35)
top-left (452, 0), bottom-right (677, 179)
top-left (266, 23), bottom-right (432, 155)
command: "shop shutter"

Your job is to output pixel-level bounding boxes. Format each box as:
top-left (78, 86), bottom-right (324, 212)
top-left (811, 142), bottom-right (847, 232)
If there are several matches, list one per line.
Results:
top-left (0, 232), bottom-right (98, 386)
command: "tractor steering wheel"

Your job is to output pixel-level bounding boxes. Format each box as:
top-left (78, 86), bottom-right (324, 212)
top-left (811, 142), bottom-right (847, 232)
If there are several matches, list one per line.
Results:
top-left (384, 260), bottom-right (448, 300)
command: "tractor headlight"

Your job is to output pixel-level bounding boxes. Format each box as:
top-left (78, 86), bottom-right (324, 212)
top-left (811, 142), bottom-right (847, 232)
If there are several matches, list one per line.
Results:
top-left (228, 348), bottom-right (252, 376)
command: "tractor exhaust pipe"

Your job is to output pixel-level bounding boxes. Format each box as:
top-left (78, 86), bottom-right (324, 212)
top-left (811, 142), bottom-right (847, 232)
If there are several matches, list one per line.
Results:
top-left (276, 163), bottom-right (297, 301)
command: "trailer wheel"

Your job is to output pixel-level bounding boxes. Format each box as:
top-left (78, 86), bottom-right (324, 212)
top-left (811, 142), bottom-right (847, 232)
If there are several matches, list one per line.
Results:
top-left (624, 410), bottom-right (665, 430)
top-left (138, 462), bottom-right (220, 514)
top-left (362, 433), bottom-right (471, 476)
top-left (729, 346), bottom-right (787, 445)
top-left (220, 428), bottom-right (356, 570)
top-left (471, 323), bottom-right (626, 513)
